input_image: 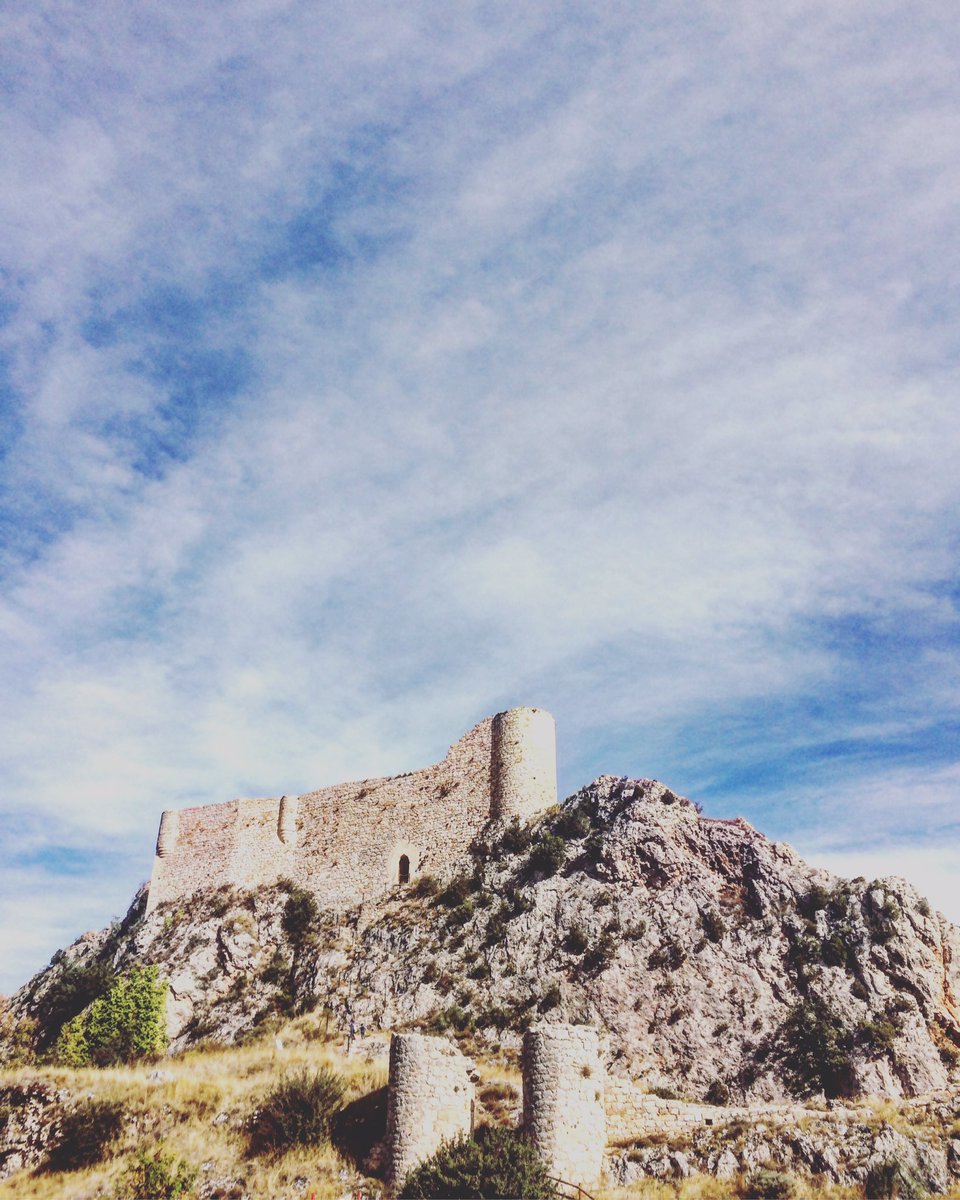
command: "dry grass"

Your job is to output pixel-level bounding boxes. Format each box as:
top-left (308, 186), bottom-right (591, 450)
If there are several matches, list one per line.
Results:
top-left (0, 1020), bottom-right (389, 1200)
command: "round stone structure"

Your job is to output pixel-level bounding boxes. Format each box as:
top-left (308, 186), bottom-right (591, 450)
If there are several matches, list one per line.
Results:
top-left (492, 706), bottom-right (557, 822)
top-left (523, 1023), bottom-right (605, 1190)
top-left (386, 1033), bottom-right (475, 1192)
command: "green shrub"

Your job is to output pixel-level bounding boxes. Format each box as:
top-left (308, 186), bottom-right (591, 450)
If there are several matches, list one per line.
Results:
top-left (552, 804), bottom-right (592, 839)
top-left (262, 949), bottom-right (289, 988)
top-left (863, 1159), bottom-right (927, 1200)
top-left (115, 1147), bottom-right (197, 1199)
top-left (649, 1085), bottom-right (679, 1100)
top-left (484, 909), bottom-right (509, 944)
top-left (398, 1125), bottom-right (557, 1199)
top-left (700, 910), bottom-right (726, 943)
top-left (582, 932), bottom-right (617, 975)
top-left (540, 983), bottom-right (561, 1011)
top-left (499, 818), bottom-right (535, 856)
top-left (248, 1067), bottom-right (346, 1155)
top-left (917, 898), bottom-right (932, 918)
top-left (779, 994), bottom-right (855, 1098)
top-left (565, 923), bottom-right (589, 954)
top-left (820, 931), bottom-right (848, 967)
top-left (438, 874), bottom-right (474, 907)
top-left (45, 1099), bottom-right (125, 1172)
top-left (527, 833), bottom-right (567, 878)
top-left (54, 965), bottom-right (167, 1067)
top-left (447, 899), bottom-right (475, 928)
top-left (413, 874), bottom-right (441, 899)
top-left (859, 1018), bottom-right (899, 1056)
top-left (281, 887), bottom-right (320, 943)
top-left (510, 891), bottom-right (534, 916)
top-left (798, 885), bottom-right (831, 919)
top-left (705, 1079), bottom-right (730, 1106)
top-left (740, 1168), bottom-right (795, 1198)
top-left (34, 960), bottom-right (116, 1049)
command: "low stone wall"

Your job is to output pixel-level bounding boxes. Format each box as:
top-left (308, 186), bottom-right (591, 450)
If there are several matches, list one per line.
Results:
top-left (386, 1033), bottom-right (476, 1191)
top-left (604, 1076), bottom-right (856, 1144)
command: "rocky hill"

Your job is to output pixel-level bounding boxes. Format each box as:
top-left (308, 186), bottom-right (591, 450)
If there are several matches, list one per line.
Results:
top-left (7, 776), bottom-right (960, 1110)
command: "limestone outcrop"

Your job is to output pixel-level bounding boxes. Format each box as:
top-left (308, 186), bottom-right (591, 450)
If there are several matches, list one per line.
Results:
top-left (7, 776), bottom-right (960, 1111)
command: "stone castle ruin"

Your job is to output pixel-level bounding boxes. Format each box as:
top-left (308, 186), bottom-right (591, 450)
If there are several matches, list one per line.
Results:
top-left (385, 1024), bottom-right (845, 1194)
top-left (147, 706), bottom-right (557, 913)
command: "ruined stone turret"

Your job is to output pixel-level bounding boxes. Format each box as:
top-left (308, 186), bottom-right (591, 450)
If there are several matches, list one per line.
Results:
top-left (523, 1023), bottom-right (605, 1190)
top-left (386, 1033), bottom-right (475, 1191)
top-left (491, 706), bottom-right (558, 823)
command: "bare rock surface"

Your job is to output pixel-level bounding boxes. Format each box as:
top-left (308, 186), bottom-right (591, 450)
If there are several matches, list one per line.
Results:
top-left (6, 776), bottom-right (960, 1110)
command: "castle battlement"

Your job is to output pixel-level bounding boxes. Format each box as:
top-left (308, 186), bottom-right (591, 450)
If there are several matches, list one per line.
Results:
top-left (146, 706), bottom-right (557, 914)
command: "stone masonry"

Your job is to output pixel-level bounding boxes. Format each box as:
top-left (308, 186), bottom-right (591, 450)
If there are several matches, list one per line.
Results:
top-left (523, 1023), bottom-right (606, 1191)
top-left (385, 1026), bottom-right (855, 1193)
top-left (147, 707), bottom-right (557, 914)
top-left (386, 1033), bottom-right (476, 1190)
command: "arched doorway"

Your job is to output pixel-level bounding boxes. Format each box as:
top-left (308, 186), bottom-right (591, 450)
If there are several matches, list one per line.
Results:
top-left (398, 854), bottom-right (410, 885)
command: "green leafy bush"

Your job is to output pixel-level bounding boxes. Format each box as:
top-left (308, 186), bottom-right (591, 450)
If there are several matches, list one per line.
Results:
top-left (45, 1099), bottom-right (125, 1171)
top-left (565, 924), bottom-right (589, 954)
top-left (705, 1079), bottom-right (730, 1106)
top-left (779, 994), bottom-right (855, 1098)
top-left (700, 910), bottom-right (726, 943)
top-left (34, 960), bottom-right (116, 1050)
top-left (582, 932), bottom-right (617, 975)
top-left (248, 1067), bottom-right (346, 1155)
top-left (527, 833), bottom-right (567, 878)
top-left (552, 803), bottom-right (592, 840)
top-left (740, 1168), bottom-right (795, 1198)
top-left (447, 899), bottom-right (475, 928)
top-left (797, 885), bottom-right (831, 919)
top-left (863, 1159), bottom-right (927, 1200)
top-left (438, 874), bottom-right (474, 907)
top-left (281, 887), bottom-right (320, 943)
top-left (54, 965), bottom-right (167, 1067)
top-left (399, 1125), bottom-right (557, 1199)
top-left (413, 874), bottom-right (441, 899)
top-left (499, 818), bottom-right (535, 856)
top-left (116, 1147), bottom-right (197, 1199)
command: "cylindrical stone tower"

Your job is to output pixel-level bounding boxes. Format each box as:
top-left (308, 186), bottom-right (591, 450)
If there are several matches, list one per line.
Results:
top-left (491, 706), bottom-right (557, 822)
top-left (277, 795), bottom-right (298, 845)
top-left (386, 1033), bottom-right (475, 1193)
top-left (155, 810), bottom-right (180, 857)
top-left (523, 1023), bottom-right (605, 1191)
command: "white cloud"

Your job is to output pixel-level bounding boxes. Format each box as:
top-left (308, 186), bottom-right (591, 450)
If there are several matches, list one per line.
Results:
top-left (2, 2), bottom-right (960, 992)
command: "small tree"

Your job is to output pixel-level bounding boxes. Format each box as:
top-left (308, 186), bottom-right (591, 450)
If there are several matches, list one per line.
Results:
top-left (247, 1066), bottom-right (346, 1155)
top-left (399, 1125), bottom-right (558, 1199)
top-left (527, 834), bottom-right (566, 878)
top-left (53, 965), bottom-right (167, 1067)
top-left (115, 1147), bottom-right (197, 1199)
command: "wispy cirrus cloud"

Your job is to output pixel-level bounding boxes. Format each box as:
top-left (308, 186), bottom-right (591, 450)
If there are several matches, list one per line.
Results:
top-left (1, 2), bottom-right (959, 992)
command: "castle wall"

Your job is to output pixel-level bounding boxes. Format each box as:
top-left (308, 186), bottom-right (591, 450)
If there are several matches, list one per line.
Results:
top-left (386, 1033), bottom-right (475, 1191)
top-left (148, 714), bottom-right (502, 913)
top-left (522, 1023), bottom-right (605, 1191)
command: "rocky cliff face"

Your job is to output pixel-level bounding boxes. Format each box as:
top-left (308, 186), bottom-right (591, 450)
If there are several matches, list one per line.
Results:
top-left (7, 777), bottom-right (960, 1105)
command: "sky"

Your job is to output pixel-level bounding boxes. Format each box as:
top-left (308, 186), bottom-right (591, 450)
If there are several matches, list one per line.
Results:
top-left (1, 1), bottom-right (959, 995)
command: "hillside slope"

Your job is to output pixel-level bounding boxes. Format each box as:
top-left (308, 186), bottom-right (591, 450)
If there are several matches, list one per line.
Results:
top-left (7, 777), bottom-right (960, 1105)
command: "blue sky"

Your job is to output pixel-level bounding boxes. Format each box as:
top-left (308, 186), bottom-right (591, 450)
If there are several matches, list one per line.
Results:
top-left (2, 1), bottom-right (959, 994)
